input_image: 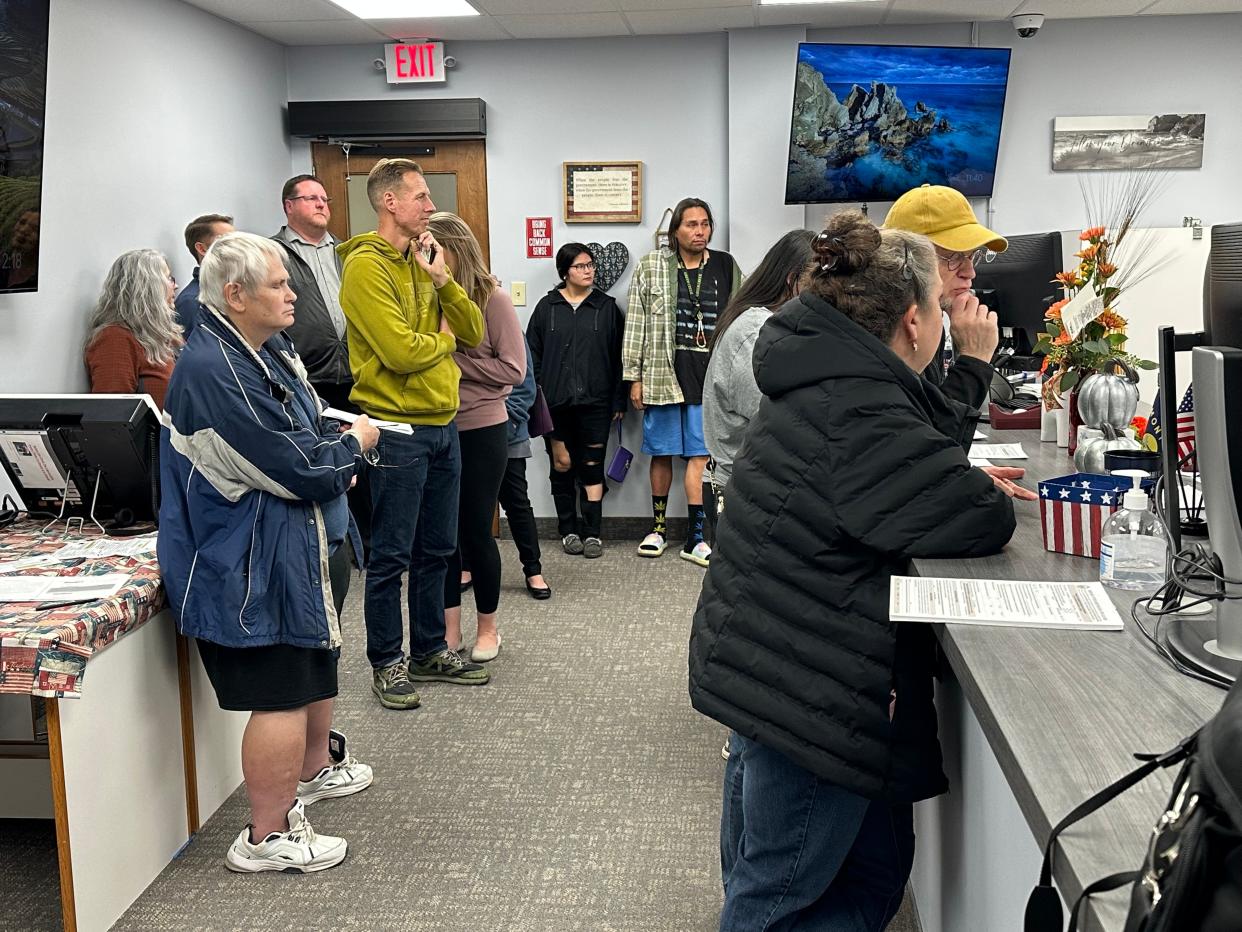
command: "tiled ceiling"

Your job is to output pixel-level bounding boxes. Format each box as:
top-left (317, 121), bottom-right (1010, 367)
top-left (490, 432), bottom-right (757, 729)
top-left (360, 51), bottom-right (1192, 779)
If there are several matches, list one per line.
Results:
top-left (179, 0), bottom-right (1242, 45)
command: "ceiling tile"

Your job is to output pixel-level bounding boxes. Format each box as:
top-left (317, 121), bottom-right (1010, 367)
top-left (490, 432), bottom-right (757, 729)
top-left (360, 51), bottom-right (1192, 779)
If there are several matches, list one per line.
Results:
top-left (757, 2), bottom-right (890, 28)
top-left (884, 0), bottom-right (1017, 24)
top-left (368, 16), bottom-right (515, 39)
top-left (624, 7), bottom-right (756, 33)
top-left (1137, 0), bottom-right (1242, 11)
top-left (620, 0), bottom-right (750, 10)
top-left (235, 18), bottom-right (392, 45)
top-left (1010, 0), bottom-right (1149, 16)
top-left (182, 0), bottom-right (356, 24)
top-left (473, 0), bottom-right (619, 14)
top-left (493, 11), bottom-right (632, 37)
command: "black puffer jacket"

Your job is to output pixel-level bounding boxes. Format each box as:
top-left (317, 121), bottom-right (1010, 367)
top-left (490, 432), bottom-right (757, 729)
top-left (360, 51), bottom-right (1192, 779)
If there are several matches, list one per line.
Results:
top-left (526, 287), bottom-right (626, 412)
top-left (273, 236), bottom-right (352, 390)
top-left (688, 292), bottom-right (1016, 803)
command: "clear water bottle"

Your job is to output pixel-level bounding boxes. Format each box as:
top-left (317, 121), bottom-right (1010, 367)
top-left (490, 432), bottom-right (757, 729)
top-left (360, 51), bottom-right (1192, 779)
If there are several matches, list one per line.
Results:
top-left (1099, 470), bottom-right (1168, 592)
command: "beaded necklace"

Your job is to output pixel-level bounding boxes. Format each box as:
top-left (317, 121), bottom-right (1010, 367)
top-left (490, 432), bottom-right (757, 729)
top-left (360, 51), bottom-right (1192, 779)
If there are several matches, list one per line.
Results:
top-left (677, 250), bottom-right (710, 348)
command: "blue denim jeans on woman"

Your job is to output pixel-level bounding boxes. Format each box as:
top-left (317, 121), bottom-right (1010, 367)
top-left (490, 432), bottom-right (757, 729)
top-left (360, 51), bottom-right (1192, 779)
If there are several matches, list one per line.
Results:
top-left (720, 733), bottom-right (915, 932)
top-left (364, 424), bottom-right (460, 670)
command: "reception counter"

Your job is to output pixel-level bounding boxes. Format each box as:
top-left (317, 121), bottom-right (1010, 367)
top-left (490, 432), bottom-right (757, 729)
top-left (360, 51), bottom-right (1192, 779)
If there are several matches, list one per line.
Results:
top-left (909, 429), bottom-right (1224, 932)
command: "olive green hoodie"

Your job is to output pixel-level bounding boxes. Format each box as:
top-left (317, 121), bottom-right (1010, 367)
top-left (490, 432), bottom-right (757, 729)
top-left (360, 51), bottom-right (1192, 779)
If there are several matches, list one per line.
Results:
top-left (337, 232), bottom-right (484, 425)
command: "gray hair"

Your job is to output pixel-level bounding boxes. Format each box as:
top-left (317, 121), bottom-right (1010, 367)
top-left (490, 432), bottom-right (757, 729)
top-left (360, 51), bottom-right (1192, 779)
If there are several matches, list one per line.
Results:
top-left (805, 210), bottom-right (939, 342)
top-left (199, 232), bottom-right (286, 318)
top-left (85, 249), bottom-right (181, 366)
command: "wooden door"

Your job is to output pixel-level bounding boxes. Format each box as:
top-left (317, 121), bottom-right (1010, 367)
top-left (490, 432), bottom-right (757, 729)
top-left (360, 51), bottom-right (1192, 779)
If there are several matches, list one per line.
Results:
top-left (311, 140), bottom-right (490, 266)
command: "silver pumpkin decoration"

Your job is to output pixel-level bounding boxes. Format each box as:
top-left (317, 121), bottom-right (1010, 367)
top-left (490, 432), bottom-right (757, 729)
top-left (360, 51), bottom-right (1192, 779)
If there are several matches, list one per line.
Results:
top-left (1077, 358), bottom-right (1141, 430)
top-left (1075, 423), bottom-right (1142, 474)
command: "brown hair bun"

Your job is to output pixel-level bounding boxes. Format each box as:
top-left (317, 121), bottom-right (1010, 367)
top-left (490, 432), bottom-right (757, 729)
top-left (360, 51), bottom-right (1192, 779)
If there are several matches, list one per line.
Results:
top-left (812, 210), bottom-right (882, 276)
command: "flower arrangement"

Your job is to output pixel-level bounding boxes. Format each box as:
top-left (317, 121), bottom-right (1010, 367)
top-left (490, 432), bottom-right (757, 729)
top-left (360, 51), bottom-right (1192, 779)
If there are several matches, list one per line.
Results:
top-left (1034, 174), bottom-right (1165, 409)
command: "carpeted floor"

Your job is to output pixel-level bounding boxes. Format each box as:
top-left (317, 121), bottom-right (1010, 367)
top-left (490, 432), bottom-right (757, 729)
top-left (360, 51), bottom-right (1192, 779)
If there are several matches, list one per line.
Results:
top-left (2, 539), bottom-right (920, 932)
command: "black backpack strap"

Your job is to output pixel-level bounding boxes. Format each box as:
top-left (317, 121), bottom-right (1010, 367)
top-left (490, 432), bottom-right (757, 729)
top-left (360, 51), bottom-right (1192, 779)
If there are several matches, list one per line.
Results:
top-left (1025, 736), bottom-right (1197, 932)
top-left (1067, 871), bottom-right (1140, 932)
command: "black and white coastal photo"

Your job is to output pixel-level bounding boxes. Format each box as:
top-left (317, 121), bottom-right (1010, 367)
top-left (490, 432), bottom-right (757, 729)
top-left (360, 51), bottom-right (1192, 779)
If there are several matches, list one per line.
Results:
top-left (1052, 113), bottom-right (1205, 171)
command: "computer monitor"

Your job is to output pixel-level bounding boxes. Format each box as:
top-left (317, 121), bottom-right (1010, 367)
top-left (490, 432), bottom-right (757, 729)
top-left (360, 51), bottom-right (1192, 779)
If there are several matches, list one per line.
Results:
top-left (1167, 347), bottom-right (1242, 684)
top-left (972, 231), bottom-right (1063, 361)
top-left (0, 394), bottom-right (161, 530)
top-left (1204, 222), bottom-right (1242, 350)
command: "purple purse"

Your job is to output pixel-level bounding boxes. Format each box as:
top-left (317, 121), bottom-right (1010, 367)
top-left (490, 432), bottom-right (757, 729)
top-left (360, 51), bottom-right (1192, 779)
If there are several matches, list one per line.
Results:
top-left (528, 387), bottom-right (554, 438)
top-left (606, 419), bottom-right (633, 483)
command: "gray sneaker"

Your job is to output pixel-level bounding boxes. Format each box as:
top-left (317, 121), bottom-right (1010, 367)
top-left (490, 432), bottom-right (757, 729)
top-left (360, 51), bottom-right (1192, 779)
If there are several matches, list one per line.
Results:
top-left (583, 537), bottom-right (604, 559)
top-left (372, 662), bottom-right (421, 710)
top-left (408, 649), bottom-right (490, 686)
top-left (562, 533), bottom-right (585, 555)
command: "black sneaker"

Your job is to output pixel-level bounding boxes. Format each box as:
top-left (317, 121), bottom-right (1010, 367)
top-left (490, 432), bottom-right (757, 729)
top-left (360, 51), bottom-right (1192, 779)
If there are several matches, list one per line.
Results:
top-left (372, 662), bottom-right (421, 710)
top-left (408, 649), bottom-right (490, 685)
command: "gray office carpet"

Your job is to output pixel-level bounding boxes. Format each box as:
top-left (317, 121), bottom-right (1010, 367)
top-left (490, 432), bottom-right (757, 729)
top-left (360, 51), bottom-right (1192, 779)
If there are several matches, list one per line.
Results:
top-left (3, 540), bottom-right (919, 932)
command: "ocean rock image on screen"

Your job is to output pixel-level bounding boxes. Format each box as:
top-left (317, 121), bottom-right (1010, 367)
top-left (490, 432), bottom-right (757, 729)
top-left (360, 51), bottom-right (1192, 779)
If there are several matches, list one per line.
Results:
top-left (1052, 114), bottom-right (1205, 171)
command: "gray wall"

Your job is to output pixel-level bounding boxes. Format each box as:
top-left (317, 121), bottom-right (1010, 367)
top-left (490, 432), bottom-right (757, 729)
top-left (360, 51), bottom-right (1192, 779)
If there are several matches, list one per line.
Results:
top-left (0, 0), bottom-right (293, 394)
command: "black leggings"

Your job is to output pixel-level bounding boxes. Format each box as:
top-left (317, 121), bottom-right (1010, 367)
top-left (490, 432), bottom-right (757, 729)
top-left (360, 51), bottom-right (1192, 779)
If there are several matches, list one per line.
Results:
top-left (444, 421), bottom-right (508, 614)
top-left (499, 456), bottom-right (542, 578)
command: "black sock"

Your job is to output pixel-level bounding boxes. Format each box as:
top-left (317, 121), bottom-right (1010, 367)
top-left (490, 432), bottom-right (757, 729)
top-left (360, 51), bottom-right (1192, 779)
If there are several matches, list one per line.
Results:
top-left (685, 504), bottom-right (705, 549)
top-left (581, 499), bottom-right (603, 539)
top-left (651, 495), bottom-right (668, 536)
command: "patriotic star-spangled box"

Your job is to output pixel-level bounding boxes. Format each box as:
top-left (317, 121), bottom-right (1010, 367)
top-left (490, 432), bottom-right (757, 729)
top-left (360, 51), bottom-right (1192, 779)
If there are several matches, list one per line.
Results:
top-left (1037, 472), bottom-right (1157, 559)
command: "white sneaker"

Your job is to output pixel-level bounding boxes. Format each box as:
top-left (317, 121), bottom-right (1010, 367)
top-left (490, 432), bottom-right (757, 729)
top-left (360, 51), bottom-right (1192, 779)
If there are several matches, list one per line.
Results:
top-left (637, 531), bottom-right (667, 557)
top-left (680, 540), bottom-right (712, 567)
top-left (225, 799), bottom-right (347, 873)
top-left (297, 729), bottom-right (373, 805)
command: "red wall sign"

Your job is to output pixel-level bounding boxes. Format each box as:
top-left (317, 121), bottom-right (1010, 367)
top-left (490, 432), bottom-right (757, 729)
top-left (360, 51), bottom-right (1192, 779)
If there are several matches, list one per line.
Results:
top-left (384, 42), bottom-right (446, 84)
top-left (526, 217), bottom-right (553, 259)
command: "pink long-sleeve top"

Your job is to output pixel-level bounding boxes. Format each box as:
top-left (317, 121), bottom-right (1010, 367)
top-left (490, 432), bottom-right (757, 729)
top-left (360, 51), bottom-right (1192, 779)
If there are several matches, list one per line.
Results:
top-left (453, 287), bottom-right (527, 432)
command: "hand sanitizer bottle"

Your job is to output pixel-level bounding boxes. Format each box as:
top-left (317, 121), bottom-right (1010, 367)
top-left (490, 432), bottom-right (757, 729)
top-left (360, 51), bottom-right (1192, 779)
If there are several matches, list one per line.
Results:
top-left (1099, 470), bottom-right (1168, 591)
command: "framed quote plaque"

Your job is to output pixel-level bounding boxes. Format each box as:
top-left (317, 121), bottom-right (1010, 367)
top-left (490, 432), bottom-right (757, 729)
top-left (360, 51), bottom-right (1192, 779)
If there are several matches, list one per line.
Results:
top-left (563, 161), bottom-right (642, 224)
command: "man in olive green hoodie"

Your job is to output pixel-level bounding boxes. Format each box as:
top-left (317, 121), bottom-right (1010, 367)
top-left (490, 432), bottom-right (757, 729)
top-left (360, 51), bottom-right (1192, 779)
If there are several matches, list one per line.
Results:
top-left (338, 158), bottom-right (488, 710)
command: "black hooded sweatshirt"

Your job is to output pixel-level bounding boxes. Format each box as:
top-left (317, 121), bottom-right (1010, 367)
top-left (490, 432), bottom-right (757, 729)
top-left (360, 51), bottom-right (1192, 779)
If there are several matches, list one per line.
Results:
top-left (688, 291), bottom-right (1016, 802)
top-left (526, 287), bottom-right (626, 412)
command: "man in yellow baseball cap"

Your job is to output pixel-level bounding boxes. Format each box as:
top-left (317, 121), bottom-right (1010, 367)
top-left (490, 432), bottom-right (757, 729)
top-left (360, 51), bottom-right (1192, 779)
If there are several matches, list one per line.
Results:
top-left (885, 184), bottom-right (1036, 501)
top-left (884, 183), bottom-right (1007, 410)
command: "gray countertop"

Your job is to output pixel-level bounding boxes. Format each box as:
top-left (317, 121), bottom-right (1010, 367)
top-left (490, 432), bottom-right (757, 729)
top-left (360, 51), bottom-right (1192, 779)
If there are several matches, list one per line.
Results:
top-left (913, 428), bottom-right (1224, 932)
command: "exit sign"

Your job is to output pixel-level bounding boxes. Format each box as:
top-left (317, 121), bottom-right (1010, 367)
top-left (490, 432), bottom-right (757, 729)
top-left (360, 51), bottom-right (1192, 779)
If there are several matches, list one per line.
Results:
top-left (384, 42), bottom-right (446, 84)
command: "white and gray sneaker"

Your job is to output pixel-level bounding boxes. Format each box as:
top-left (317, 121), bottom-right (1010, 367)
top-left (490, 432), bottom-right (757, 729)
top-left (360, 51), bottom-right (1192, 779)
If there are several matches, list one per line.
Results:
top-left (225, 799), bottom-right (347, 874)
top-left (297, 729), bottom-right (374, 805)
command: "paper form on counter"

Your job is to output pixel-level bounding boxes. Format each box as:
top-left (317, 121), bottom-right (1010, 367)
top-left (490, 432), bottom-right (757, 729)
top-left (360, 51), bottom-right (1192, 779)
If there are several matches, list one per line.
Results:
top-left (889, 577), bottom-right (1125, 631)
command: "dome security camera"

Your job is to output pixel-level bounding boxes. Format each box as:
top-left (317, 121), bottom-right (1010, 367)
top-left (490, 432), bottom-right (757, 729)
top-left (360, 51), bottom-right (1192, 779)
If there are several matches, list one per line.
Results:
top-left (1012, 13), bottom-right (1044, 38)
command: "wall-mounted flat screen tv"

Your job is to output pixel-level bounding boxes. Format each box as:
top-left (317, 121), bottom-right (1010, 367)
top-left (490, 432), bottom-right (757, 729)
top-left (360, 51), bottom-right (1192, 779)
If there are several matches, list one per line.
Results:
top-left (0, 0), bottom-right (49, 294)
top-left (786, 43), bottom-right (1011, 205)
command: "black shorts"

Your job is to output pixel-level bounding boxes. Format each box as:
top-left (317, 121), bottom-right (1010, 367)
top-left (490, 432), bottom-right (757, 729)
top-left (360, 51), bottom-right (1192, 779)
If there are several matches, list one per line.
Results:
top-left (197, 640), bottom-right (339, 712)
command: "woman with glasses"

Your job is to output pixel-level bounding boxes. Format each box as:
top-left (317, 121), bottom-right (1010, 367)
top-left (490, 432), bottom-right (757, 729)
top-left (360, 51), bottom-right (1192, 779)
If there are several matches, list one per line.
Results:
top-left (429, 211), bottom-right (526, 663)
top-left (526, 243), bottom-right (625, 559)
top-left (689, 210), bottom-right (1016, 931)
top-left (84, 248), bottom-right (182, 409)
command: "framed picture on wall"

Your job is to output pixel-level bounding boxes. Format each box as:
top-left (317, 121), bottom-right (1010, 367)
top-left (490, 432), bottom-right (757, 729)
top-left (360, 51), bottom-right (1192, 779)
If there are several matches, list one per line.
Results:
top-left (563, 162), bottom-right (642, 224)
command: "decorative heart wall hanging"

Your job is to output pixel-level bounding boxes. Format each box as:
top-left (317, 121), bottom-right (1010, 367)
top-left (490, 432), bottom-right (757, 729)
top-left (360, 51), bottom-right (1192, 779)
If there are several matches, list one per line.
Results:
top-left (585, 242), bottom-right (630, 293)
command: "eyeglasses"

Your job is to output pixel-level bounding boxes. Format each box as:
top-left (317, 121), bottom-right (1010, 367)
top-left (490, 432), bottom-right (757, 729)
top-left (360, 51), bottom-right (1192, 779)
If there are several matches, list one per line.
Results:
top-left (287, 195), bottom-right (333, 206)
top-left (570, 262), bottom-right (597, 272)
top-left (936, 247), bottom-right (996, 272)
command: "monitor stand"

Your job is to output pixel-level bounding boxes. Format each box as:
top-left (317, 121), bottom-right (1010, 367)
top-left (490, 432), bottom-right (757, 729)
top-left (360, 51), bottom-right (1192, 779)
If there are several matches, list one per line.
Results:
top-left (1167, 615), bottom-right (1242, 685)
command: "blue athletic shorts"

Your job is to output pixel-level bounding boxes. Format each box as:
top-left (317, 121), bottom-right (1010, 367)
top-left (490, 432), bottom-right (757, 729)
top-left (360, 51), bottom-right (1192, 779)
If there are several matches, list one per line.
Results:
top-left (641, 403), bottom-right (708, 458)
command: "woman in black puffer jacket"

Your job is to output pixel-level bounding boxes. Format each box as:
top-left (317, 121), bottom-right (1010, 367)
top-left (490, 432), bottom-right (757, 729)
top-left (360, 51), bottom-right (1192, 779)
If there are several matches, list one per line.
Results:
top-left (688, 210), bottom-right (1017, 932)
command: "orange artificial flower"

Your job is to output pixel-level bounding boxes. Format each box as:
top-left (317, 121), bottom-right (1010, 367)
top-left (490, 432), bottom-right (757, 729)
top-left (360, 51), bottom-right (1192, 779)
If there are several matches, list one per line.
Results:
top-left (1053, 329), bottom-right (1072, 345)
top-left (1079, 226), bottom-right (1106, 241)
top-left (1097, 261), bottom-right (1118, 278)
top-left (1040, 355), bottom-right (1051, 374)
top-left (1046, 298), bottom-right (1068, 320)
top-left (1098, 309), bottom-right (1127, 331)
top-left (1055, 271), bottom-right (1080, 287)
top-left (1075, 244), bottom-right (1099, 260)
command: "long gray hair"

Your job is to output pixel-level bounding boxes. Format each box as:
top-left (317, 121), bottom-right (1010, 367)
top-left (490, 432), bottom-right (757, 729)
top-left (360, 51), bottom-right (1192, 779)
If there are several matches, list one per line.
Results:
top-left (85, 249), bottom-right (181, 365)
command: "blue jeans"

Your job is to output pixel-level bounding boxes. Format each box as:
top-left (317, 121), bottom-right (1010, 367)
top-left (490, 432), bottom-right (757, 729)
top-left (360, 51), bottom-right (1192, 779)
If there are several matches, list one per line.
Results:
top-left (364, 424), bottom-right (460, 669)
top-left (720, 733), bottom-right (914, 932)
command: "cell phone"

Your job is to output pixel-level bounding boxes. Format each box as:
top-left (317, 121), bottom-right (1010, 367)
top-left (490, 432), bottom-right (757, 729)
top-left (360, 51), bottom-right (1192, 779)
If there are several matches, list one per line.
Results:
top-left (422, 244), bottom-right (437, 265)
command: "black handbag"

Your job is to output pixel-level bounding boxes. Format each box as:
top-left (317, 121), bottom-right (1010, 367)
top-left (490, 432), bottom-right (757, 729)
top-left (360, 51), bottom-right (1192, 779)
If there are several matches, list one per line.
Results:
top-left (1025, 678), bottom-right (1242, 932)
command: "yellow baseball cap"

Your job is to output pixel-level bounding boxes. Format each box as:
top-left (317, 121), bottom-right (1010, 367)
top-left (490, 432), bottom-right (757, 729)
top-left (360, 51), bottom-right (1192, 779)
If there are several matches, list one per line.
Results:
top-left (883, 184), bottom-right (1007, 253)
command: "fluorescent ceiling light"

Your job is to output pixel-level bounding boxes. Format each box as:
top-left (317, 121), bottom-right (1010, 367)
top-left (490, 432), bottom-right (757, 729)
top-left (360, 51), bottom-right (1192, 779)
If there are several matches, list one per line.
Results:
top-left (758, 0), bottom-right (883, 5)
top-left (324, 0), bottom-right (480, 18)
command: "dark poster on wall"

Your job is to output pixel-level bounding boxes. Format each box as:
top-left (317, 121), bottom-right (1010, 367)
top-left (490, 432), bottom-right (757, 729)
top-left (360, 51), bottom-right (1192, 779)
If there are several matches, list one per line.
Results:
top-left (0, 0), bottom-right (49, 294)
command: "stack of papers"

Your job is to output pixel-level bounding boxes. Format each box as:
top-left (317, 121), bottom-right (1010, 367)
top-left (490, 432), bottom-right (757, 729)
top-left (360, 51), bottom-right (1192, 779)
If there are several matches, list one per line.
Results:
top-left (969, 443), bottom-right (1027, 460)
top-left (322, 407), bottom-right (414, 436)
top-left (890, 577), bottom-right (1126, 631)
top-left (0, 574), bottom-right (129, 604)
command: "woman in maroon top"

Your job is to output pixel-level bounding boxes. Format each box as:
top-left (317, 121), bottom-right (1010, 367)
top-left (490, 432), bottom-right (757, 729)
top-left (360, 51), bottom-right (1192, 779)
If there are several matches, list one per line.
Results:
top-left (84, 249), bottom-right (182, 409)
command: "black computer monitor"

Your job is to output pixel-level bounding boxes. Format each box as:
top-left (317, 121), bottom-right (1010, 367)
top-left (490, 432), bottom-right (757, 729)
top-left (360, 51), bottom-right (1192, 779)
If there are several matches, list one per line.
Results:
top-left (1168, 347), bottom-right (1242, 684)
top-left (1204, 222), bottom-right (1242, 350)
top-left (0, 394), bottom-right (161, 530)
top-left (973, 230), bottom-right (1063, 360)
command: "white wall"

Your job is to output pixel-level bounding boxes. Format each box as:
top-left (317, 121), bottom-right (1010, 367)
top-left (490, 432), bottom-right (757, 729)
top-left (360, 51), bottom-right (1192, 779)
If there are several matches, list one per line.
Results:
top-left (0, 0), bottom-right (292, 394)
top-left (287, 35), bottom-right (731, 521)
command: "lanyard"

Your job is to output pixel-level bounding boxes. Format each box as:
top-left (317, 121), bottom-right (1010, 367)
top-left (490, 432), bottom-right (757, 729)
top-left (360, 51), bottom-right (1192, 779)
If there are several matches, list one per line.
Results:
top-left (678, 251), bottom-right (710, 348)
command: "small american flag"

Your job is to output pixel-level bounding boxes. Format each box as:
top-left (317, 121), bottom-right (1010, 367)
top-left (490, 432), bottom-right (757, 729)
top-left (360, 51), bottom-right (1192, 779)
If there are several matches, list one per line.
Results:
top-left (1146, 385), bottom-right (1196, 471)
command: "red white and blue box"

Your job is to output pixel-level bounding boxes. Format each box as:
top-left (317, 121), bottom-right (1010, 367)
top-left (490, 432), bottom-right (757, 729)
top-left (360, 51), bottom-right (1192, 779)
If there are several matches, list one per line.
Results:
top-left (1038, 472), bottom-right (1156, 559)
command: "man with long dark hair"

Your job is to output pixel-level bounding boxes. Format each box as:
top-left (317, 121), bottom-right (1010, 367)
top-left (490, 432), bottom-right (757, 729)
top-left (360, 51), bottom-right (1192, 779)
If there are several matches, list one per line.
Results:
top-left (623, 197), bottom-right (741, 567)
